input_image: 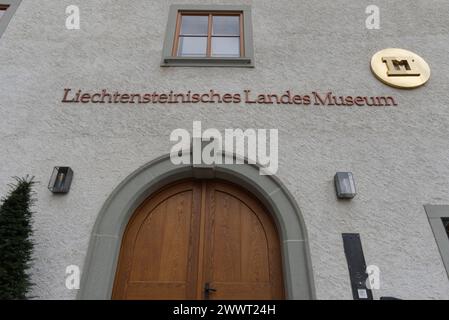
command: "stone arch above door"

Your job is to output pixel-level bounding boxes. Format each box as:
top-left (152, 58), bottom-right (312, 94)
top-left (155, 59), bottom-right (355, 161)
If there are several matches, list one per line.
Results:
top-left (77, 152), bottom-right (316, 299)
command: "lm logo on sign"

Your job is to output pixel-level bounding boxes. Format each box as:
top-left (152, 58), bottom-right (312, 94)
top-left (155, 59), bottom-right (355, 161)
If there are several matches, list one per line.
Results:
top-left (371, 48), bottom-right (430, 89)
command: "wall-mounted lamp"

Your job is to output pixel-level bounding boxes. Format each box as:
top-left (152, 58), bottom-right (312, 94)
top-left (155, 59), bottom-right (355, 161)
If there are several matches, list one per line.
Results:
top-left (48, 167), bottom-right (73, 194)
top-left (334, 172), bottom-right (356, 199)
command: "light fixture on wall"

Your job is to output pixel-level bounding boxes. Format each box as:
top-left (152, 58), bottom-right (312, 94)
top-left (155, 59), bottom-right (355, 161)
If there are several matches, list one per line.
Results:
top-left (334, 172), bottom-right (356, 199)
top-left (48, 167), bottom-right (73, 194)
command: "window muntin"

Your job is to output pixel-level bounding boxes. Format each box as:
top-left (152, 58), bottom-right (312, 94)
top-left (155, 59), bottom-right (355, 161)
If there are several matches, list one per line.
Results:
top-left (173, 12), bottom-right (243, 58)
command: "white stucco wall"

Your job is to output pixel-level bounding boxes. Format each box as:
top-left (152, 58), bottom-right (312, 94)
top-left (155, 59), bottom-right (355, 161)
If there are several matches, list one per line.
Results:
top-left (0, 0), bottom-right (449, 299)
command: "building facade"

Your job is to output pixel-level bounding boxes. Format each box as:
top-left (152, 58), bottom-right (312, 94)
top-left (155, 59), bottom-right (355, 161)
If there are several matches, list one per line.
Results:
top-left (1, 0), bottom-right (449, 299)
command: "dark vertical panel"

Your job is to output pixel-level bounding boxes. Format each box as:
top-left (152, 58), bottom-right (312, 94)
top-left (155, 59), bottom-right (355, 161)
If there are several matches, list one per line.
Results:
top-left (442, 218), bottom-right (449, 240)
top-left (342, 233), bottom-right (373, 300)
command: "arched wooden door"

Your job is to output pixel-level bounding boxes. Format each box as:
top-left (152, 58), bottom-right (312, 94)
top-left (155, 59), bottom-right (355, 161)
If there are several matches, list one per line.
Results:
top-left (112, 180), bottom-right (285, 300)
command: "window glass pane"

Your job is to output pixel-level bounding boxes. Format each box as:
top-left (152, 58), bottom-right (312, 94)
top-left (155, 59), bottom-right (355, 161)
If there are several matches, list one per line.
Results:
top-left (443, 218), bottom-right (449, 240)
top-left (0, 9), bottom-right (6, 20)
top-left (180, 15), bottom-right (209, 36)
top-left (178, 36), bottom-right (207, 57)
top-left (212, 16), bottom-right (240, 36)
top-left (211, 37), bottom-right (240, 57)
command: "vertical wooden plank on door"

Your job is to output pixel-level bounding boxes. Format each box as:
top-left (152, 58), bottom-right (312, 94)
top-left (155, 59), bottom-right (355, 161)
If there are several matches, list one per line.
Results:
top-left (195, 181), bottom-right (208, 299)
top-left (202, 181), bottom-right (285, 300)
top-left (112, 181), bottom-right (202, 299)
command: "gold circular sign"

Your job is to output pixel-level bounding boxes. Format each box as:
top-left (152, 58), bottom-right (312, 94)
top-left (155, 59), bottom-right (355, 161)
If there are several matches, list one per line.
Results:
top-left (371, 48), bottom-right (430, 89)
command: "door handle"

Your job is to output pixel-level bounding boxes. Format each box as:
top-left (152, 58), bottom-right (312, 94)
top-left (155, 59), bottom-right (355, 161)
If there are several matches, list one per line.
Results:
top-left (204, 283), bottom-right (217, 294)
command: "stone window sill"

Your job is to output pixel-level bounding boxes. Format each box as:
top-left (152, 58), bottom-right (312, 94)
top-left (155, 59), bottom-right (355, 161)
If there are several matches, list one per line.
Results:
top-left (161, 56), bottom-right (254, 68)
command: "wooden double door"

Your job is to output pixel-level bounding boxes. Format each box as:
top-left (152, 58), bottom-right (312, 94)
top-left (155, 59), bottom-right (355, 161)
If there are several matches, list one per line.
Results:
top-left (112, 180), bottom-right (285, 300)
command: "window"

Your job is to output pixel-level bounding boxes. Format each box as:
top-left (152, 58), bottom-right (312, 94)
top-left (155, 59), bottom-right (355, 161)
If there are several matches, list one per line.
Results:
top-left (174, 13), bottom-right (242, 58)
top-left (0, 1), bottom-right (21, 39)
top-left (161, 5), bottom-right (254, 67)
top-left (425, 205), bottom-right (449, 279)
top-left (443, 218), bottom-right (449, 240)
top-left (0, 5), bottom-right (9, 20)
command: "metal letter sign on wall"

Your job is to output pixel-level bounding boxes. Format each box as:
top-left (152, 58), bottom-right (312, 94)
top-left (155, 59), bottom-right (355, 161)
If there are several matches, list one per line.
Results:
top-left (371, 48), bottom-right (430, 89)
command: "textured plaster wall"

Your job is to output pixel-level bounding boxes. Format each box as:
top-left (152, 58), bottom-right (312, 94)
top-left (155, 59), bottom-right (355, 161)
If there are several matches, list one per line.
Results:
top-left (0, 0), bottom-right (449, 299)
